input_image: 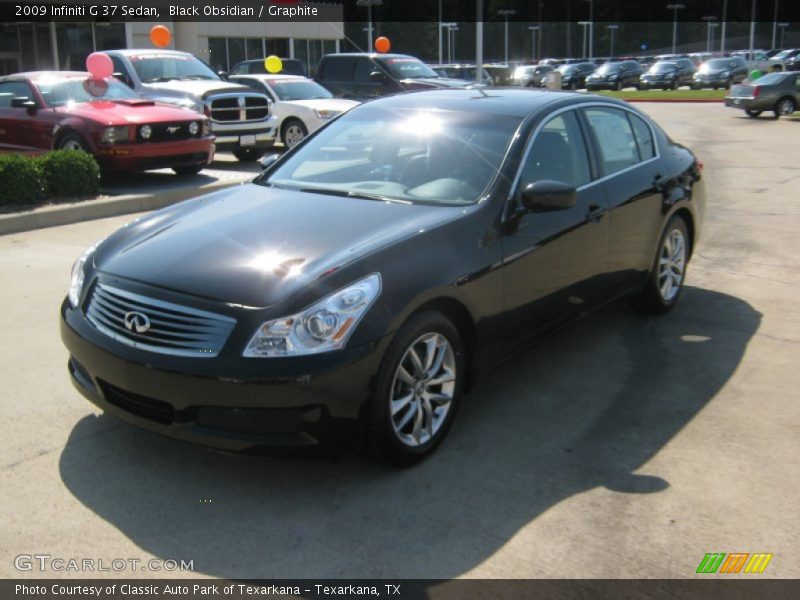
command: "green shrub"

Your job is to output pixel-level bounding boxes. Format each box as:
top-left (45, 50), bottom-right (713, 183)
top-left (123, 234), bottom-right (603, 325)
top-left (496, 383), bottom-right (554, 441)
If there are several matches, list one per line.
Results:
top-left (0, 154), bottom-right (43, 206)
top-left (37, 150), bottom-right (101, 199)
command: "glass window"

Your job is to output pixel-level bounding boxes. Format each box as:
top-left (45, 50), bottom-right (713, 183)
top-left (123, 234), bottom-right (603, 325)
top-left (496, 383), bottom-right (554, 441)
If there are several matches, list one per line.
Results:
top-left (0, 81), bottom-right (33, 107)
top-left (353, 57), bottom-right (377, 83)
top-left (265, 108), bottom-right (522, 206)
top-left (320, 57), bottom-right (355, 82)
top-left (246, 39), bottom-right (263, 60)
top-left (629, 113), bottom-right (655, 160)
top-left (584, 107), bottom-right (640, 175)
top-left (94, 24), bottom-right (126, 52)
top-left (208, 38), bottom-right (228, 72)
top-left (265, 79), bottom-right (332, 101)
top-left (35, 77), bottom-right (140, 107)
top-left (376, 56), bottom-right (439, 80)
top-left (265, 38), bottom-right (289, 57)
top-left (55, 24), bottom-right (94, 71)
top-left (519, 111), bottom-right (591, 189)
top-left (228, 38), bottom-right (246, 71)
top-left (129, 53), bottom-right (218, 83)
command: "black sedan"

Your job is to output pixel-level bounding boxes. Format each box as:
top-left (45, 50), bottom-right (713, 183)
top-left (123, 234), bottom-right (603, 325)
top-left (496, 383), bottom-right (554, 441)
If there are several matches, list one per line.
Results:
top-left (554, 62), bottom-right (598, 90)
top-left (61, 89), bottom-right (705, 466)
top-left (586, 61), bottom-right (644, 90)
top-left (692, 57), bottom-right (749, 89)
top-left (640, 60), bottom-right (696, 90)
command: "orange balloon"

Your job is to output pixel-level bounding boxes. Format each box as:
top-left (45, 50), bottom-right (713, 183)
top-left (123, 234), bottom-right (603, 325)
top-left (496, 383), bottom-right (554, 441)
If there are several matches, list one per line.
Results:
top-left (374, 37), bottom-right (391, 53)
top-left (150, 25), bottom-right (171, 48)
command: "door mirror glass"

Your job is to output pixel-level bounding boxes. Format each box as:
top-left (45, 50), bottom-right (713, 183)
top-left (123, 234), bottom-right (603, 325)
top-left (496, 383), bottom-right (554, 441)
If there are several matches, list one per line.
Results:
top-left (258, 153), bottom-right (281, 171)
top-left (369, 70), bottom-right (387, 83)
top-left (10, 97), bottom-right (37, 113)
top-left (217, 70), bottom-right (229, 80)
top-left (520, 180), bottom-right (577, 212)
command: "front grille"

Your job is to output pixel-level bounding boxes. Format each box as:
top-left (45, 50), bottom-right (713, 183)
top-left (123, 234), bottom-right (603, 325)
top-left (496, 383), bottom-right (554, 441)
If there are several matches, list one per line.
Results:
top-left (196, 407), bottom-right (304, 436)
top-left (99, 380), bottom-right (175, 424)
top-left (86, 283), bottom-right (236, 358)
top-left (209, 94), bottom-right (270, 123)
top-left (139, 122), bottom-right (200, 143)
top-left (137, 152), bottom-right (208, 170)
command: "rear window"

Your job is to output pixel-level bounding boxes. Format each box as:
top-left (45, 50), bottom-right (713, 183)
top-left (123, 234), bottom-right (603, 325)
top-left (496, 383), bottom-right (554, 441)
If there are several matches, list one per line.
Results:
top-left (319, 57), bottom-right (356, 82)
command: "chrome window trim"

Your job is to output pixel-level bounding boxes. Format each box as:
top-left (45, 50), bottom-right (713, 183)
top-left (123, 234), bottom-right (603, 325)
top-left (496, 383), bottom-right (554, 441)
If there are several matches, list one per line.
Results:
top-left (509, 101), bottom-right (662, 197)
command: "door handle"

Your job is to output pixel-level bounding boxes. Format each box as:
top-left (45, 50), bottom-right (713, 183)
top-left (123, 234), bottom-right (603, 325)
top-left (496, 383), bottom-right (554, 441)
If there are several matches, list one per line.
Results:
top-left (586, 204), bottom-right (608, 223)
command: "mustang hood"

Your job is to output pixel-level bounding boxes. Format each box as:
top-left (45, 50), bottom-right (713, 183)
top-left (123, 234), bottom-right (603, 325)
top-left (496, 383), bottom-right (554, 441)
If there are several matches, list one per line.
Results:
top-left (94, 184), bottom-right (462, 308)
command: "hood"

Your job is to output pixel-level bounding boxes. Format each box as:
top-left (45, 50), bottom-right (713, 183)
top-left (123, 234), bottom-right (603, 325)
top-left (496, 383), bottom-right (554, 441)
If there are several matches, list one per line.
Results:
top-left (94, 184), bottom-right (462, 309)
top-left (54, 100), bottom-right (201, 125)
top-left (278, 98), bottom-right (359, 113)
top-left (141, 79), bottom-right (257, 101)
top-left (401, 77), bottom-right (478, 89)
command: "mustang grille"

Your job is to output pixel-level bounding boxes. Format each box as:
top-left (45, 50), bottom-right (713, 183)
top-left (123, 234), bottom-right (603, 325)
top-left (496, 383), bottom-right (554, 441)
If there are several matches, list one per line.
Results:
top-left (86, 283), bottom-right (236, 357)
top-left (209, 94), bottom-right (270, 122)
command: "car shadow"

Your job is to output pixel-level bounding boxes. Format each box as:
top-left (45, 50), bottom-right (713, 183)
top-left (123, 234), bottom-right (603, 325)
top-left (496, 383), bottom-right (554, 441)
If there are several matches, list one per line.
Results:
top-left (58, 286), bottom-right (760, 578)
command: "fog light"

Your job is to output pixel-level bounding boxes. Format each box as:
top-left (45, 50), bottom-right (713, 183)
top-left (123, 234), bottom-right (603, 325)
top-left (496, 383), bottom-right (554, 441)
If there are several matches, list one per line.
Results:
top-left (189, 121), bottom-right (199, 136)
top-left (140, 125), bottom-right (152, 140)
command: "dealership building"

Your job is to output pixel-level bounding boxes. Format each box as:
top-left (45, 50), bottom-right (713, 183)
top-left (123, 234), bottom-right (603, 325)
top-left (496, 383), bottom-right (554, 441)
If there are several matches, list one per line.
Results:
top-left (0, 6), bottom-right (344, 77)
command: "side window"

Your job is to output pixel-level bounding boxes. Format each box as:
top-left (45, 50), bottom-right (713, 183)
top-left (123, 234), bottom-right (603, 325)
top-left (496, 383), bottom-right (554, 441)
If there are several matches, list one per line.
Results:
top-left (518, 110), bottom-right (591, 189)
top-left (628, 113), bottom-right (656, 160)
top-left (0, 81), bottom-right (33, 108)
top-left (584, 107), bottom-right (640, 175)
top-left (319, 58), bottom-right (355, 82)
top-left (353, 58), bottom-right (378, 83)
top-left (110, 56), bottom-right (132, 82)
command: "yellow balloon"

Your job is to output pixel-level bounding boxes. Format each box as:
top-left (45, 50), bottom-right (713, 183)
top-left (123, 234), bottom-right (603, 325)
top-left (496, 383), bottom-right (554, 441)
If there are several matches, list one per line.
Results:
top-left (265, 55), bottom-right (283, 74)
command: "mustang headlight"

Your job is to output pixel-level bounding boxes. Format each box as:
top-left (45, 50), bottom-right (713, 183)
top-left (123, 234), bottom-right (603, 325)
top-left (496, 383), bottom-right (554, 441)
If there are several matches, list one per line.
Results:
top-left (100, 126), bottom-right (129, 144)
top-left (68, 245), bottom-right (96, 307)
top-left (188, 121), bottom-right (199, 135)
top-left (243, 273), bottom-right (381, 357)
top-left (314, 109), bottom-right (339, 120)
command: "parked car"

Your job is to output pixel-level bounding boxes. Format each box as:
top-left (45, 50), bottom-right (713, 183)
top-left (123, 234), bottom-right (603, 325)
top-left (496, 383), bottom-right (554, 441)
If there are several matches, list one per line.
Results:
top-left (482, 64), bottom-right (516, 86)
top-left (0, 72), bottom-right (214, 174)
top-left (104, 49), bottom-right (276, 162)
top-left (770, 49), bottom-right (800, 71)
top-left (229, 74), bottom-right (358, 148)
top-left (61, 88), bottom-right (704, 466)
top-left (314, 53), bottom-right (477, 100)
top-left (431, 64), bottom-right (494, 86)
top-left (228, 58), bottom-right (307, 78)
top-left (639, 59), bottom-right (695, 90)
top-left (586, 61), bottom-right (644, 90)
top-left (731, 50), bottom-right (784, 73)
top-left (554, 62), bottom-right (597, 90)
top-left (512, 64), bottom-right (553, 87)
top-left (725, 71), bottom-right (800, 118)
top-left (692, 56), bottom-right (749, 89)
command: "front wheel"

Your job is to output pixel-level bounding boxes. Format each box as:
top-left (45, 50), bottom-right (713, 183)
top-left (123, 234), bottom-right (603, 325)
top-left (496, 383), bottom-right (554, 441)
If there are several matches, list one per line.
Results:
top-left (745, 108), bottom-right (763, 118)
top-left (614, 81), bottom-right (623, 91)
top-left (367, 312), bottom-right (465, 467)
top-left (281, 119), bottom-right (308, 149)
top-left (632, 216), bottom-right (690, 314)
top-left (57, 133), bottom-right (90, 153)
top-left (773, 96), bottom-right (796, 118)
top-left (232, 148), bottom-right (266, 162)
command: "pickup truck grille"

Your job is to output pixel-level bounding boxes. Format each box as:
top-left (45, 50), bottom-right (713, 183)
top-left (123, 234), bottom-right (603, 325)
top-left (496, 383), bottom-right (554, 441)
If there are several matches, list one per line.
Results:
top-left (209, 93), bottom-right (270, 123)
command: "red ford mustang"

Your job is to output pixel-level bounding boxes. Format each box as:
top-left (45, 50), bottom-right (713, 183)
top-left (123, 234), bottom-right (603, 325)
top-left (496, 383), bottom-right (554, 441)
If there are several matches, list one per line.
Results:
top-left (0, 71), bottom-right (214, 174)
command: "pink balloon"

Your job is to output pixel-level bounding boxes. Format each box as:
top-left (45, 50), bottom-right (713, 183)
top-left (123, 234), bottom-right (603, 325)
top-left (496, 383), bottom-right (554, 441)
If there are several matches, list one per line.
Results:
top-left (86, 52), bottom-right (113, 79)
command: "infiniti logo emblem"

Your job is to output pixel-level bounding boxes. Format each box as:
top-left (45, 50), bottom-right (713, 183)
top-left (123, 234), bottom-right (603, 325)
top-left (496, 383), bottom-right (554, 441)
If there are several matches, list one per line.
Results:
top-left (123, 311), bottom-right (151, 333)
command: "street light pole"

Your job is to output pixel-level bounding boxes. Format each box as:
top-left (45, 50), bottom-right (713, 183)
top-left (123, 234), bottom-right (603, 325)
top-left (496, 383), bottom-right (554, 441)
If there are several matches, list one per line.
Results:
top-left (476, 0), bottom-right (484, 84)
top-left (748, 0), bottom-right (757, 61)
top-left (708, 23), bottom-right (719, 52)
top-left (721, 0), bottom-right (728, 52)
top-left (778, 22), bottom-right (789, 48)
top-left (771, 0), bottom-right (779, 49)
top-left (498, 9), bottom-right (516, 65)
top-left (356, 0), bottom-right (383, 52)
top-left (438, 0), bottom-right (443, 64)
top-left (702, 16), bottom-right (718, 53)
top-left (528, 26), bottom-right (539, 62)
top-left (607, 25), bottom-right (619, 58)
top-left (578, 21), bottom-right (590, 59)
top-left (666, 4), bottom-right (685, 55)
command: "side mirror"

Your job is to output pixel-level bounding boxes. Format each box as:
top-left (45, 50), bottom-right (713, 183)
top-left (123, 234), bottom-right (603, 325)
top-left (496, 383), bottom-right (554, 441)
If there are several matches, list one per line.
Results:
top-left (11, 97), bottom-right (37, 114)
top-left (369, 70), bottom-right (387, 83)
top-left (112, 72), bottom-right (133, 88)
top-left (217, 70), bottom-right (229, 80)
top-left (258, 153), bottom-right (281, 171)
top-left (520, 180), bottom-right (577, 212)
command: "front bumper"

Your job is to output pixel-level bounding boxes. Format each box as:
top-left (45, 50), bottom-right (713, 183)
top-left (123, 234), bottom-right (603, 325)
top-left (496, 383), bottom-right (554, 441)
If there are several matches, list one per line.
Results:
top-left (60, 299), bottom-right (391, 452)
top-left (211, 116), bottom-right (278, 151)
top-left (640, 77), bottom-right (676, 89)
top-left (95, 137), bottom-right (214, 172)
top-left (692, 76), bottom-right (729, 88)
top-left (586, 80), bottom-right (621, 90)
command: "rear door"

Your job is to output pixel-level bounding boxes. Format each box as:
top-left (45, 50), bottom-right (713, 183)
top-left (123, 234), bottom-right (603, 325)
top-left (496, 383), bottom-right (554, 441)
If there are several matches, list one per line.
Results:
top-left (315, 56), bottom-right (357, 98)
top-left (581, 105), bottom-right (665, 290)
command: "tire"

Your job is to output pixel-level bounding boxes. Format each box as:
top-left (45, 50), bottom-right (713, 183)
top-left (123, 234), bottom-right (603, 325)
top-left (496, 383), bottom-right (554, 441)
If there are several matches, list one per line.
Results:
top-left (367, 311), bottom-right (465, 467)
top-left (745, 108), bottom-right (763, 118)
top-left (172, 165), bottom-right (203, 176)
top-left (614, 81), bottom-right (623, 91)
top-left (570, 81), bottom-right (578, 90)
top-left (631, 216), bottom-right (690, 315)
top-left (773, 96), bottom-right (796, 118)
top-left (232, 148), bottom-right (266, 162)
top-left (281, 119), bottom-right (308, 149)
top-left (57, 132), bottom-right (89, 153)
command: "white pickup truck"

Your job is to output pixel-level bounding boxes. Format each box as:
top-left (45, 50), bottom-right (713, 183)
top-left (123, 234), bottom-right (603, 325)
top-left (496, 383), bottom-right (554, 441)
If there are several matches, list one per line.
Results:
top-left (105, 49), bottom-right (277, 161)
top-left (731, 50), bottom-right (785, 74)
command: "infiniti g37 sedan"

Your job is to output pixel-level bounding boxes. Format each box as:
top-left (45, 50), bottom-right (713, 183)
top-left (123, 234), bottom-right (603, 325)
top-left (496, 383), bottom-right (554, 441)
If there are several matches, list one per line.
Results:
top-left (61, 89), bottom-right (705, 467)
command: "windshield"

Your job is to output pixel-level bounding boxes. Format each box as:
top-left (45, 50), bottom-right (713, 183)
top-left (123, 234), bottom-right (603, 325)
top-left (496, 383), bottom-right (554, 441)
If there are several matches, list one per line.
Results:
top-left (650, 62), bottom-right (678, 73)
top-left (772, 50), bottom-right (794, 60)
top-left (557, 65), bottom-right (576, 74)
top-left (596, 64), bottom-right (622, 75)
top-left (377, 57), bottom-right (439, 80)
top-left (130, 54), bottom-right (219, 83)
top-left (35, 77), bottom-right (141, 107)
top-left (266, 79), bottom-right (332, 101)
top-left (703, 59), bottom-right (735, 70)
top-left (753, 72), bottom-right (789, 86)
top-left (263, 107), bottom-right (521, 206)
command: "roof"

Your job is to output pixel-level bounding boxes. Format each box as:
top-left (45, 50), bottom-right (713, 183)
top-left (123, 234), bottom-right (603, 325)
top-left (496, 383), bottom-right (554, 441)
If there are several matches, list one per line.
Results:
top-left (360, 88), bottom-right (626, 119)
top-left (322, 53), bottom-right (414, 60)
top-left (230, 74), bottom-right (308, 82)
top-left (1, 71), bottom-right (91, 81)
top-left (108, 48), bottom-right (191, 56)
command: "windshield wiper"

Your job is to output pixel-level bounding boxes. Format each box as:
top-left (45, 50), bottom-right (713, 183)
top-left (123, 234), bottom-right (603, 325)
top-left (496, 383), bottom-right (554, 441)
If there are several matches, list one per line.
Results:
top-left (296, 186), bottom-right (411, 204)
top-left (145, 76), bottom-right (177, 83)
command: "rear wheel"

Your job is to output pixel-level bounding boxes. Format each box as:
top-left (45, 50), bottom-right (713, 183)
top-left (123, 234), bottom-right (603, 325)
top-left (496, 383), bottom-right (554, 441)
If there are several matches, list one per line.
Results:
top-left (745, 108), bottom-right (763, 118)
top-left (632, 216), bottom-right (690, 314)
top-left (232, 148), bottom-right (266, 162)
top-left (569, 81), bottom-right (578, 90)
top-left (614, 81), bottom-right (623, 91)
top-left (367, 311), bottom-right (465, 467)
top-left (773, 96), bottom-right (796, 118)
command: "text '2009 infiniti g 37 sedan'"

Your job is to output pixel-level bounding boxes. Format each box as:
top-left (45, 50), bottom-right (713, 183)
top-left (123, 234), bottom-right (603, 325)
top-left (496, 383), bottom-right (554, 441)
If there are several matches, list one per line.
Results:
top-left (61, 89), bottom-right (705, 467)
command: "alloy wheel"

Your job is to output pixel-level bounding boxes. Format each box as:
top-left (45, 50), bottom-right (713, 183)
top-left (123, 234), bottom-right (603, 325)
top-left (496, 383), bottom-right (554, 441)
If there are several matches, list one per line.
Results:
top-left (657, 228), bottom-right (686, 302)
top-left (284, 123), bottom-right (306, 148)
top-left (61, 139), bottom-right (86, 151)
top-left (390, 333), bottom-right (456, 447)
top-left (777, 98), bottom-right (795, 116)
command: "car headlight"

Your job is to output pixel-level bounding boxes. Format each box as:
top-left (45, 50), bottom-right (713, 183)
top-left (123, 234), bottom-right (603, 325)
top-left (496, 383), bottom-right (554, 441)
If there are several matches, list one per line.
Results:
top-left (665, 72), bottom-right (675, 78)
top-left (68, 245), bottom-right (96, 308)
top-left (608, 74), bottom-right (619, 80)
top-left (100, 126), bottom-right (129, 144)
top-left (721, 70), bottom-right (730, 78)
top-left (314, 109), bottom-right (339, 120)
top-left (139, 125), bottom-right (152, 140)
top-left (188, 121), bottom-right (199, 136)
top-left (243, 273), bottom-right (381, 357)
